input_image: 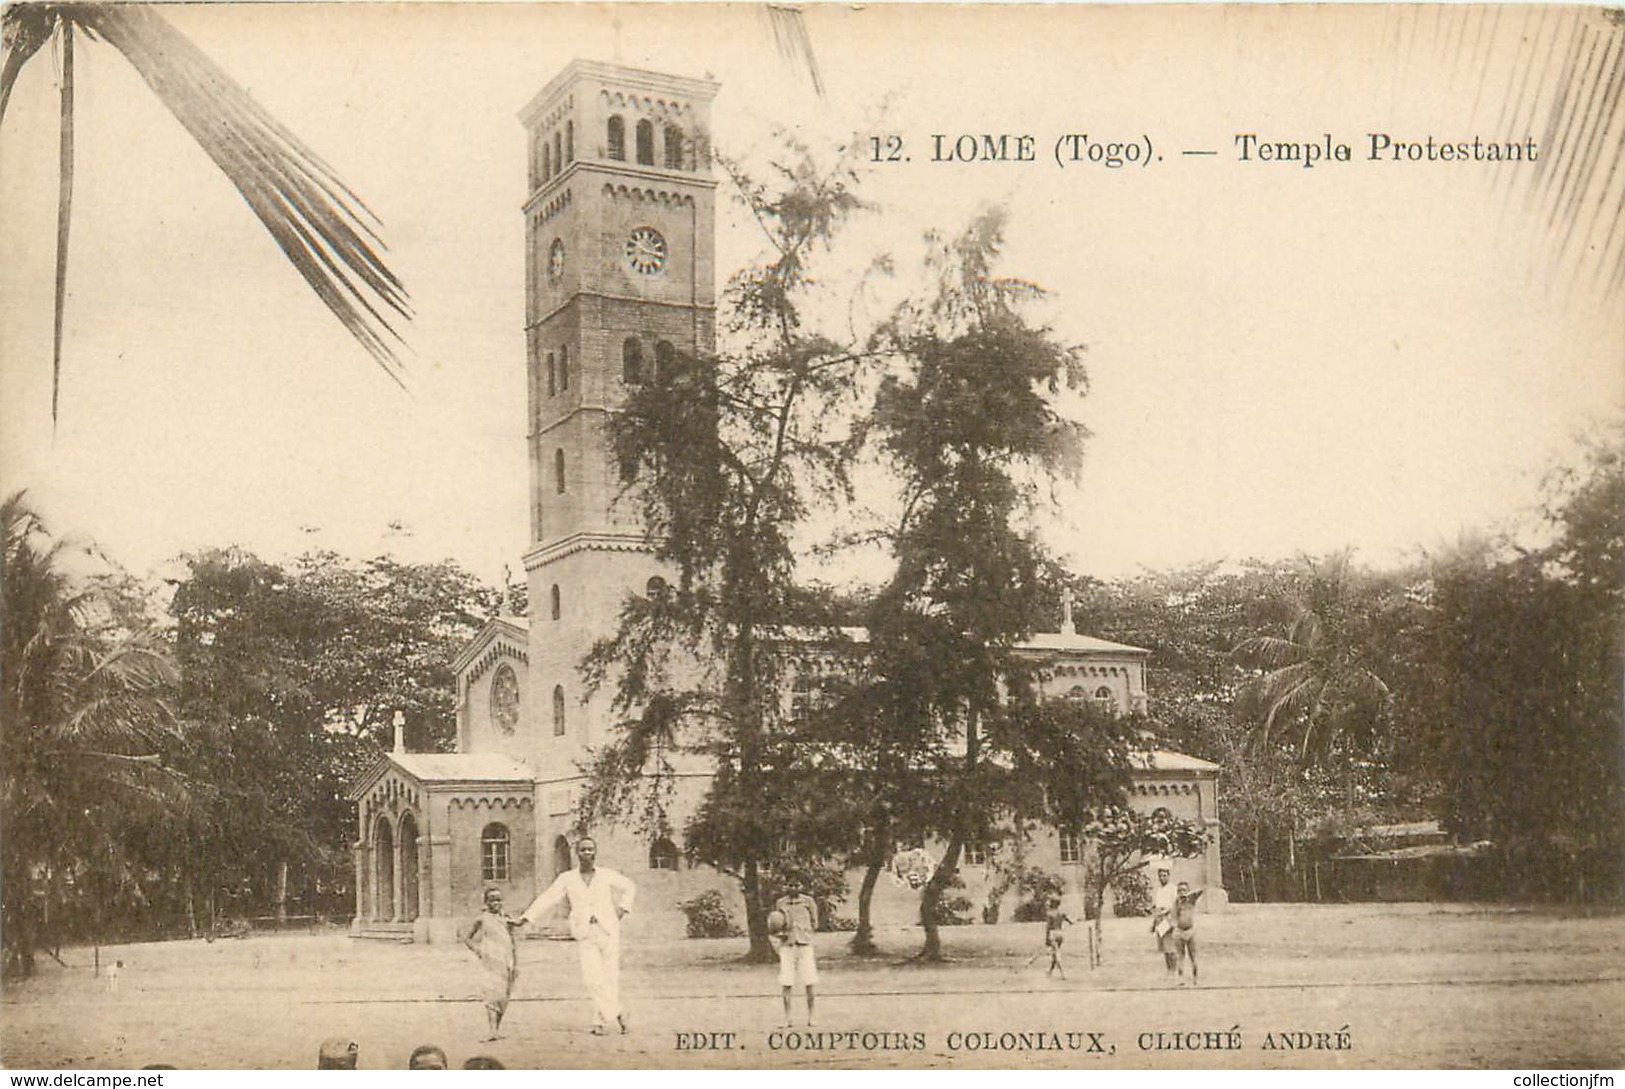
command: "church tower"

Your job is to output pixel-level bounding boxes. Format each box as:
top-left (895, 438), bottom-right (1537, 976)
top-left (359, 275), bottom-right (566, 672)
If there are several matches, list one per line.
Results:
top-left (518, 62), bottom-right (719, 796)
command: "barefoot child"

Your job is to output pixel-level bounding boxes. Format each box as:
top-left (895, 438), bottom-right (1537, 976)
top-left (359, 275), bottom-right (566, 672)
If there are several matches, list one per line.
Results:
top-left (772, 873), bottom-right (819, 1027)
top-left (461, 888), bottom-right (521, 1040)
top-left (1043, 900), bottom-right (1074, 979)
top-left (1172, 882), bottom-right (1204, 985)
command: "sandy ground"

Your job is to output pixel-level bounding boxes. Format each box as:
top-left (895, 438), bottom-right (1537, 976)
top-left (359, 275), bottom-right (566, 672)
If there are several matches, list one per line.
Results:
top-left (2, 902), bottom-right (1621, 1070)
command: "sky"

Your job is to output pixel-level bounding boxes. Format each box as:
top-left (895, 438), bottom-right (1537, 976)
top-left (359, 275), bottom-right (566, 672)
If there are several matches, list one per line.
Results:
top-left (2, 4), bottom-right (1621, 592)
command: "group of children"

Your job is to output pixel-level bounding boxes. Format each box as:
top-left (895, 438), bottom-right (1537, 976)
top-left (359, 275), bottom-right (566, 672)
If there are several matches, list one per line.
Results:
top-left (1032, 865), bottom-right (1203, 984)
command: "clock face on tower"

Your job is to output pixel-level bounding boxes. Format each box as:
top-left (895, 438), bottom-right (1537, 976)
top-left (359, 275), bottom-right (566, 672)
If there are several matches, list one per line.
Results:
top-left (548, 238), bottom-right (566, 283)
top-left (489, 663), bottom-right (519, 735)
top-left (625, 227), bottom-right (667, 275)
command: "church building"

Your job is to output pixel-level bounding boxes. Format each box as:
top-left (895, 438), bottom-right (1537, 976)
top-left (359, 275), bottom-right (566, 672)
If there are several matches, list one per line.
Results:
top-left (348, 60), bottom-right (1222, 943)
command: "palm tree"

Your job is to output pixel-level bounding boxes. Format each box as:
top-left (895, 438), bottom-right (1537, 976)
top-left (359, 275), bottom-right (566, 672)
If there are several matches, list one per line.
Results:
top-left (1, 492), bottom-right (189, 977)
top-left (1, 4), bottom-right (410, 427)
top-left (1233, 552), bottom-right (1393, 766)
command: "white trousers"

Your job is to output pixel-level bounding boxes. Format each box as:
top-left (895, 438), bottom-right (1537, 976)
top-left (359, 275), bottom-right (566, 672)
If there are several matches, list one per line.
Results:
top-left (577, 930), bottom-right (621, 1024)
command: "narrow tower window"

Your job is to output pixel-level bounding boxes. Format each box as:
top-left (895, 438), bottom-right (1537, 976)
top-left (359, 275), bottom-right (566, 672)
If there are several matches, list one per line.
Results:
top-left (550, 584), bottom-right (561, 621)
top-left (635, 119), bottom-right (655, 165)
top-left (622, 338), bottom-right (643, 384)
top-left (559, 345), bottom-right (569, 391)
top-left (606, 115), bottom-right (625, 160)
top-left (552, 686), bottom-right (566, 737)
top-left (664, 125), bottom-right (684, 169)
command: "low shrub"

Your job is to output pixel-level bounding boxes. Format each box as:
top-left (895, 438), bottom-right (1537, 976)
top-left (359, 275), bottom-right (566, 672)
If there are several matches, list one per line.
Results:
top-left (677, 890), bottom-right (744, 939)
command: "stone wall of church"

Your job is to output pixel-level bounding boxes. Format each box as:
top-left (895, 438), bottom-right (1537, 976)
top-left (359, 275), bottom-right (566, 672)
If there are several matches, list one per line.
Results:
top-left (441, 797), bottom-right (538, 925)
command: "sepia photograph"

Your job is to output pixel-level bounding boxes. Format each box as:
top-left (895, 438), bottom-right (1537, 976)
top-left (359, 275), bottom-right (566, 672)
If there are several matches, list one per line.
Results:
top-left (1, 1), bottom-right (1621, 1073)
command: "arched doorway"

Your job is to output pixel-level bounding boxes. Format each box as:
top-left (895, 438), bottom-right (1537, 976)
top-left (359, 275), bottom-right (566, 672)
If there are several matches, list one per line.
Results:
top-left (375, 817), bottom-right (395, 922)
top-left (399, 813), bottom-right (420, 922)
top-left (553, 835), bottom-right (572, 880)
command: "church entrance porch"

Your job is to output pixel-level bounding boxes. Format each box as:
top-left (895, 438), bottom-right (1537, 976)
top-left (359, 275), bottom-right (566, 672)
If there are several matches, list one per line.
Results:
top-left (349, 751), bottom-right (536, 944)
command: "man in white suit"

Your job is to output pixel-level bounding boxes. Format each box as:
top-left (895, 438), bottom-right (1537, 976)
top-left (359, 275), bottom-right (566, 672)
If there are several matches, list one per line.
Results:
top-left (520, 836), bottom-right (637, 1034)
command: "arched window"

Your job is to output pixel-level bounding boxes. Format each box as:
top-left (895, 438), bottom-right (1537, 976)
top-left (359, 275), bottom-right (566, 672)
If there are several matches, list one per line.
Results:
top-left (542, 142), bottom-right (552, 181)
top-left (553, 131), bottom-right (563, 176)
top-left (649, 837), bottom-right (680, 871)
top-left (1067, 685), bottom-right (1088, 700)
top-left (552, 685), bottom-right (566, 737)
top-left (654, 340), bottom-right (676, 384)
top-left (481, 823), bottom-right (511, 882)
top-left (635, 119), bottom-right (655, 165)
top-left (664, 125), bottom-right (684, 169)
top-left (550, 584), bottom-right (561, 621)
top-left (565, 120), bottom-right (574, 162)
top-left (1094, 686), bottom-right (1116, 712)
top-left (622, 338), bottom-right (643, 384)
top-left (646, 576), bottom-right (669, 601)
top-left (606, 115), bottom-right (625, 161)
top-left (546, 351), bottom-right (557, 397)
top-left (554, 448), bottom-right (566, 494)
top-left (558, 345), bottom-right (569, 391)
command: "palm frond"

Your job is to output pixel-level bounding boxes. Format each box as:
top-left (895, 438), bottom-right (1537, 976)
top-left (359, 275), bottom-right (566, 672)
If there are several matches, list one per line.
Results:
top-left (0, 5), bottom-right (53, 122)
top-left (57, 6), bottom-right (410, 385)
top-left (1232, 634), bottom-right (1304, 669)
top-left (763, 5), bottom-right (824, 98)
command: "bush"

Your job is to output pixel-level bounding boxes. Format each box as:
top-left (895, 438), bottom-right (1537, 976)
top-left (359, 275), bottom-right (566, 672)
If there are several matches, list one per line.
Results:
top-left (1014, 868), bottom-right (1065, 922)
top-left (677, 890), bottom-right (743, 939)
top-left (1111, 869), bottom-right (1152, 917)
top-left (824, 915), bottom-right (859, 932)
top-left (926, 873), bottom-right (975, 926)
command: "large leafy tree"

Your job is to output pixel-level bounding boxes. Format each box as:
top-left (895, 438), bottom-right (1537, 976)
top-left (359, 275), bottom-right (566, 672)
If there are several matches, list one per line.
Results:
top-left (1399, 429), bottom-right (1624, 900)
top-left (578, 148), bottom-right (871, 959)
top-left (865, 208), bottom-right (1100, 959)
top-left (1, 492), bottom-right (188, 976)
top-left (168, 548), bottom-right (497, 922)
top-left (1, 4), bottom-right (409, 425)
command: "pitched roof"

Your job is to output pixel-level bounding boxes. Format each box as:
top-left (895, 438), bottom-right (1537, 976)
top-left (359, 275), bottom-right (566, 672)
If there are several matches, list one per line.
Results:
top-left (775, 625), bottom-right (1149, 656)
top-left (450, 615), bottom-right (530, 675)
top-left (1129, 749), bottom-right (1221, 774)
top-left (348, 751), bottom-right (534, 799)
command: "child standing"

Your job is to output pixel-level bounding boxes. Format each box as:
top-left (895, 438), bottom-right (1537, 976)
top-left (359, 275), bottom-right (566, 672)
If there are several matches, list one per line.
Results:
top-left (772, 874), bottom-right (820, 1027)
top-left (1043, 900), bottom-right (1073, 979)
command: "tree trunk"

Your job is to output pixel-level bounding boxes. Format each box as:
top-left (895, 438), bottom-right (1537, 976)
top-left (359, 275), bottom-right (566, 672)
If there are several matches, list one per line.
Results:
top-left (740, 860), bottom-right (775, 963)
top-left (850, 824), bottom-right (888, 956)
top-left (276, 861), bottom-right (289, 925)
top-left (919, 832), bottom-right (964, 961)
top-left (1090, 858), bottom-right (1106, 967)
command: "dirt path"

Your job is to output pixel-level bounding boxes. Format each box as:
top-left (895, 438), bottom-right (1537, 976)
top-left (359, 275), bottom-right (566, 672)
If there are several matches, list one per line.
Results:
top-left (4, 904), bottom-right (1621, 1069)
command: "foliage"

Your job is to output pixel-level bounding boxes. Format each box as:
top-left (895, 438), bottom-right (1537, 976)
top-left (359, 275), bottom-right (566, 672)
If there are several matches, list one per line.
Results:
top-left (861, 207), bottom-right (1108, 959)
top-left (1389, 433), bottom-right (1623, 899)
top-left (924, 872), bottom-right (975, 927)
top-left (1110, 869), bottom-right (1151, 917)
top-left (677, 890), bottom-right (744, 939)
top-left (578, 141), bottom-right (874, 959)
top-left (1232, 552), bottom-right (1397, 766)
top-left (1, 493), bottom-right (189, 976)
top-left (1008, 868), bottom-right (1065, 924)
top-left (1078, 804), bottom-right (1208, 963)
top-left (0, 4), bottom-right (408, 426)
top-left (166, 548), bottom-right (497, 923)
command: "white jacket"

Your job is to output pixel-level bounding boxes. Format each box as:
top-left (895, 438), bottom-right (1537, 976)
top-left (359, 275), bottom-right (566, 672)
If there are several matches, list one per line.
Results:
top-left (521, 868), bottom-right (636, 940)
